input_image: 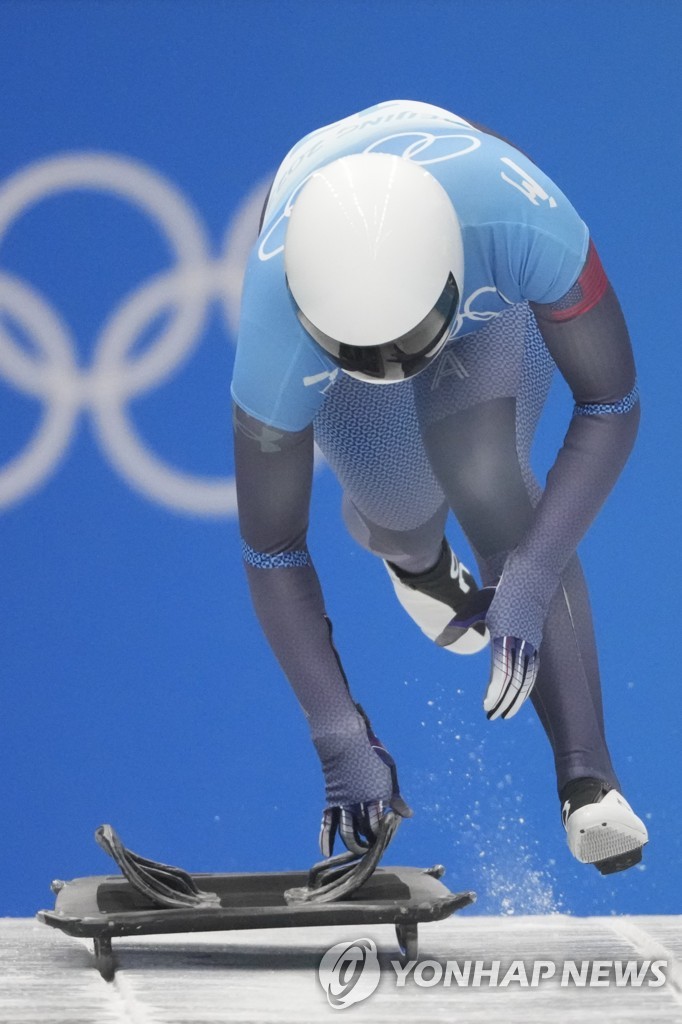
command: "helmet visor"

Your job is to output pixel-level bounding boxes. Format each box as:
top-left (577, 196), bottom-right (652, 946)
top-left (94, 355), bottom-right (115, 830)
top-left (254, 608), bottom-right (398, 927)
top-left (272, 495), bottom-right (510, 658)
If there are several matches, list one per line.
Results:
top-left (294, 273), bottom-right (459, 383)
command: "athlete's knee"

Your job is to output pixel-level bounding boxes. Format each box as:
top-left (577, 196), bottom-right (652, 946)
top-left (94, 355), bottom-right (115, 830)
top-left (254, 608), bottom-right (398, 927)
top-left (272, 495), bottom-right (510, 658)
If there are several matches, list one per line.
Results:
top-left (448, 455), bottom-right (534, 557)
top-left (449, 451), bottom-right (506, 511)
top-left (341, 494), bottom-right (446, 569)
top-left (423, 398), bottom-right (535, 557)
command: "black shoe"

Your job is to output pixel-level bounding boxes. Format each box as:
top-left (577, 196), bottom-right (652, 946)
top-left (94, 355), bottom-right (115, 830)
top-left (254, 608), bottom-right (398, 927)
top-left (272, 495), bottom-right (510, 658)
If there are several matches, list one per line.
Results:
top-left (385, 540), bottom-right (491, 654)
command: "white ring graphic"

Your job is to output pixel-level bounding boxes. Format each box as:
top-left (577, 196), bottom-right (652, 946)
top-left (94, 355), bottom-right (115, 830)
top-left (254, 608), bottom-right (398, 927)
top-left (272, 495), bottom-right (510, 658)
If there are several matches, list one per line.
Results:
top-left (0, 272), bottom-right (78, 506)
top-left (257, 129), bottom-right (482, 263)
top-left (0, 153), bottom-right (271, 516)
top-left (364, 131), bottom-right (481, 163)
top-left (257, 173), bottom-right (312, 263)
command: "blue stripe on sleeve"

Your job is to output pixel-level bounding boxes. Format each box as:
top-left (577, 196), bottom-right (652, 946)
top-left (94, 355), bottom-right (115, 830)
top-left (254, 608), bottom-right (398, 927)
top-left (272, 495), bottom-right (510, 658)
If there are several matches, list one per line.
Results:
top-left (241, 539), bottom-right (310, 569)
top-left (575, 383), bottom-right (639, 417)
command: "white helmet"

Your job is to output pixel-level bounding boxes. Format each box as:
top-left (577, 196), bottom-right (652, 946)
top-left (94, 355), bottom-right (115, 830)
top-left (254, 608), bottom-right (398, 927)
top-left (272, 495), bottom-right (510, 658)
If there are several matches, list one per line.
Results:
top-left (284, 152), bottom-right (463, 383)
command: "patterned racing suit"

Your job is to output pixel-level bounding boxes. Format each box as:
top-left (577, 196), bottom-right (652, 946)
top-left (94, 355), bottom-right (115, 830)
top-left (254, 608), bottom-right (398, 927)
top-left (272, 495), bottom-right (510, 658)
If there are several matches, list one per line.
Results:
top-left (231, 100), bottom-right (639, 812)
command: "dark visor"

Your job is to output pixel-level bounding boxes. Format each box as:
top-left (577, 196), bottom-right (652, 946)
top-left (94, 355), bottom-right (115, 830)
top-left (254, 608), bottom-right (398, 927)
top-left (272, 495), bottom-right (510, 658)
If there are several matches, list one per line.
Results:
top-left (293, 273), bottom-right (459, 382)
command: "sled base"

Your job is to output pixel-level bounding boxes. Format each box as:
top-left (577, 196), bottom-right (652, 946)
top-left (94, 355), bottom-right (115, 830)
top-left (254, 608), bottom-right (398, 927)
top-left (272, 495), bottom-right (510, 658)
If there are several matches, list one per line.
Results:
top-left (39, 864), bottom-right (475, 978)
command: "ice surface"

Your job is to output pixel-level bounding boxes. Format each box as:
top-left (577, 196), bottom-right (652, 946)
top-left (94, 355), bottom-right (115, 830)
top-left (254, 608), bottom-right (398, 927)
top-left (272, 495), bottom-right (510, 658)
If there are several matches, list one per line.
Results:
top-left (2, 915), bottom-right (681, 1023)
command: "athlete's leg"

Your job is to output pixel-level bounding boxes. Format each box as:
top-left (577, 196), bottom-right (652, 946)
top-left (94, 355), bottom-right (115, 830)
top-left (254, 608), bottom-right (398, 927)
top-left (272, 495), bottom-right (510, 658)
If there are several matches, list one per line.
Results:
top-left (414, 305), bottom-right (618, 792)
top-left (313, 369), bottom-right (486, 650)
top-left (313, 371), bottom-right (447, 574)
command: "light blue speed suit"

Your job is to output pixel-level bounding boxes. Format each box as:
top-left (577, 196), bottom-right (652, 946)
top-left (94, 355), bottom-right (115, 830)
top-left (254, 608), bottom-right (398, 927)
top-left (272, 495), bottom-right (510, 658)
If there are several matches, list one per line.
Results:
top-left (231, 101), bottom-right (639, 812)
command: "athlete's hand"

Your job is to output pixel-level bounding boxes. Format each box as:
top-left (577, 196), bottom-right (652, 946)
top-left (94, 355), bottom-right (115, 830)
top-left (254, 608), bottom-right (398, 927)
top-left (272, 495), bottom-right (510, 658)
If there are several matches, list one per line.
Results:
top-left (319, 707), bottom-right (412, 858)
top-left (483, 635), bottom-right (539, 720)
top-left (319, 793), bottom-right (412, 858)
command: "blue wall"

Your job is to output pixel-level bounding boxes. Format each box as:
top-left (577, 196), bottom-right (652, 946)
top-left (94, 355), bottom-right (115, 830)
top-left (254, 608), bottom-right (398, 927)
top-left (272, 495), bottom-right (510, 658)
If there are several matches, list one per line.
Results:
top-left (0, 0), bottom-right (679, 918)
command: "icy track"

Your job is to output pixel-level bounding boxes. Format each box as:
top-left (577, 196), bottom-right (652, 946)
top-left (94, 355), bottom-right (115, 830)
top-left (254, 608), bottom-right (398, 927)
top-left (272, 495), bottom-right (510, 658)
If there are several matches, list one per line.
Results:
top-left (1, 914), bottom-right (681, 1022)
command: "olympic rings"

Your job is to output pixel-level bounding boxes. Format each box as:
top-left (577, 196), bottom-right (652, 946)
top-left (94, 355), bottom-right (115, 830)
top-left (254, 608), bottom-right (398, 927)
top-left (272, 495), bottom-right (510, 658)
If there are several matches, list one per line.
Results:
top-left (0, 152), bottom-right (270, 515)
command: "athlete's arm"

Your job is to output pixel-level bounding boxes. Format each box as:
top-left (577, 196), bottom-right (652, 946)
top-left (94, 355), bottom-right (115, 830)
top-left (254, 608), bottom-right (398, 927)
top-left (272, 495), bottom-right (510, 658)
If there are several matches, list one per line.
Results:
top-left (485, 243), bottom-right (638, 696)
top-left (233, 402), bottom-right (406, 845)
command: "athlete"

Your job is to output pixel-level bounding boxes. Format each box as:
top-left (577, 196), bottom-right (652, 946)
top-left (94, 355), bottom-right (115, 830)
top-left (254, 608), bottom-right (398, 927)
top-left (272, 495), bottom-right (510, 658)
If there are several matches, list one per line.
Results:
top-left (231, 100), bottom-right (648, 875)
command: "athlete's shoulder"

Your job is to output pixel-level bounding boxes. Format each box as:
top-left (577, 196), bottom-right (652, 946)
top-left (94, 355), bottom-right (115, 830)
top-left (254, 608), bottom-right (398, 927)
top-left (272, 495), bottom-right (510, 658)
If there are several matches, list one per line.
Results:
top-left (422, 120), bottom-right (590, 305)
top-left (262, 100), bottom-right (476, 226)
top-left (232, 245), bottom-right (336, 432)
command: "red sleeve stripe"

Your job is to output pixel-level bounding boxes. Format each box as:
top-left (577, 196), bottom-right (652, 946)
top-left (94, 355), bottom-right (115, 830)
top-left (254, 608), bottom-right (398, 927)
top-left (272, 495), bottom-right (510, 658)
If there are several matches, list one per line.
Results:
top-left (547, 240), bottom-right (609, 322)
